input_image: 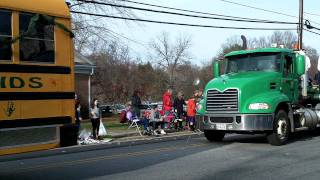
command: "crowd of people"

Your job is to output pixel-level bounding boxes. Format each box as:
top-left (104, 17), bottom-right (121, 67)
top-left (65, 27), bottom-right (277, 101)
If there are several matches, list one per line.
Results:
top-left (124, 88), bottom-right (203, 136)
top-left (75, 88), bottom-right (203, 139)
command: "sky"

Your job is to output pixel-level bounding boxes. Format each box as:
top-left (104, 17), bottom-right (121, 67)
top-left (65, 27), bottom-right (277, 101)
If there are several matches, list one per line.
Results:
top-left (105, 0), bottom-right (320, 65)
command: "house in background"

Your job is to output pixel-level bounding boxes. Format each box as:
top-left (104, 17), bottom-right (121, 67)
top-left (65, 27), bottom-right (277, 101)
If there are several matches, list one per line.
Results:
top-left (74, 52), bottom-right (96, 119)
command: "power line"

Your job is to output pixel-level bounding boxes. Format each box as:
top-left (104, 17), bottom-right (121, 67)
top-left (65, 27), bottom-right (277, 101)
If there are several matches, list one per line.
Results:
top-left (304, 28), bottom-right (320, 36)
top-left (105, 28), bottom-right (148, 47)
top-left (218, 0), bottom-right (320, 26)
top-left (305, 12), bottom-right (320, 18)
top-left (305, 20), bottom-right (320, 31)
top-left (114, 0), bottom-right (290, 23)
top-left (218, 0), bottom-right (297, 18)
top-left (74, 0), bottom-right (298, 24)
top-left (69, 2), bottom-right (84, 8)
top-left (70, 10), bottom-right (297, 31)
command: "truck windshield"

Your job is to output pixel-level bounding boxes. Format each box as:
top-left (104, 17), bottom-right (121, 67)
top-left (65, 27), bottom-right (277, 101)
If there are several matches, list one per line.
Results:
top-left (225, 53), bottom-right (281, 74)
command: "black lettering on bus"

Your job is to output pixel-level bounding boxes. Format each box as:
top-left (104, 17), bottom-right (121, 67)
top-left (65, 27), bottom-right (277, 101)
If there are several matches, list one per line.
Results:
top-left (10, 77), bottom-right (24, 88)
top-left (29, 77), bottom-right (43, 88)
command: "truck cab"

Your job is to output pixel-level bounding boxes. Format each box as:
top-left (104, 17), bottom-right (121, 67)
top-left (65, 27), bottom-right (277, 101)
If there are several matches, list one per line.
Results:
top-left (198, 47), bottom-right (318, 145)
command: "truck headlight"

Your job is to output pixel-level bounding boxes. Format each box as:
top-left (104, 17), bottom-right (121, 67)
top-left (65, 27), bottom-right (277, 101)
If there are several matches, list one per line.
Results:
top-left (248, 103), bottom-right (270, 110)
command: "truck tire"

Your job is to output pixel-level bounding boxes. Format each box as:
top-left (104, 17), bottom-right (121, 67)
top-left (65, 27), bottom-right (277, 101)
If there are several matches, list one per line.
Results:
top-left (267, 110), bottom-right (290, 146)
top-left (204, 130), bottom-right (225, 142)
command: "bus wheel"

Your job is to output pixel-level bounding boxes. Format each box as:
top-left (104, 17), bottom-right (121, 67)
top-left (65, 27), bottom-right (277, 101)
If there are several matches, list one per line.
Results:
top-left (204, 130), bottom-right (225, 142)
top-left (267, 110), bottom-right (290, 146)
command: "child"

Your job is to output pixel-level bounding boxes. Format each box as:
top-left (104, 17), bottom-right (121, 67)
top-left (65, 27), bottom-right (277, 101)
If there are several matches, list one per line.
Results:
top-left (187, 91), bottom-right (198, 131)
top-left (149, 106), bottom-right (166, 135)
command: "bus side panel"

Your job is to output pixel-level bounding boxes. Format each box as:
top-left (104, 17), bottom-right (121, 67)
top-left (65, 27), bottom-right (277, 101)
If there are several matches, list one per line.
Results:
top-left (0, 142), bottom-right (59, 156)
top-left (55, 18), bottom-right (72, 68)
top-left (0, 73), bottom-right (71, 92)
top-left (0, 126), bottom-right (60, 156)
top-left (61, 99), bottom-right (75, 124)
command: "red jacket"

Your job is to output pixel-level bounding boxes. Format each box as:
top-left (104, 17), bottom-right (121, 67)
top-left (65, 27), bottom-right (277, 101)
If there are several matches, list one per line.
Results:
top-left (162, 92), bottom-right (172, 111)
top-left (187, 98), bottom-right (196, 117)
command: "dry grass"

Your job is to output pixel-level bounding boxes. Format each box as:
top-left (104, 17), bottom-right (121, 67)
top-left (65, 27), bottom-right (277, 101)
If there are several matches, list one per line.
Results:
top-left (80, 114), bottom-right (128, 131)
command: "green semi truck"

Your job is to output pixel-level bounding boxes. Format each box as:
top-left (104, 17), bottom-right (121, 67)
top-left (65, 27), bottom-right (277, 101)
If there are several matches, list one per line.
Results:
top-left (197, 47), bottom-right (320, 145)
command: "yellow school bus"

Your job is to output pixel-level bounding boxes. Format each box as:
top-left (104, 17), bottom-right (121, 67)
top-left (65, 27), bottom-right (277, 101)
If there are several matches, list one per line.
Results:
top-left (0, 0), bottom-right (76, 155)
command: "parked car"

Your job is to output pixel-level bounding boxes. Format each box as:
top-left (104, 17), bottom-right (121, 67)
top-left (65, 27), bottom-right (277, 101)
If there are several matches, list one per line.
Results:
top-left (139, 104), bottom-right (158, 118)
top-left (100, 105), bottom-right (113, 117)
top-left (112, 104), bottom-right (126, 114)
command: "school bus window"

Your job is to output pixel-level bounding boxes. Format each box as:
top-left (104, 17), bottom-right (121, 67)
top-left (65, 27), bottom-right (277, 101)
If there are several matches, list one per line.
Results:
top-left (0, 9), bottom-right (12, 61)
top-left (19, 13), bottom-right (55, 63)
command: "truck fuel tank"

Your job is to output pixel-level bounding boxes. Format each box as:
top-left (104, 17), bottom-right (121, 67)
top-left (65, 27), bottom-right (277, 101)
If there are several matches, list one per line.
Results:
top-left (296, 104), bottom-right (320, 129)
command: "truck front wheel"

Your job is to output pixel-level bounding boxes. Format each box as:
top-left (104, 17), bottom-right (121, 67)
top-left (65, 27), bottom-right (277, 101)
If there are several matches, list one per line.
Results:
top-left (267, 110), bottom-right (290, 146)
top-left (204, 130), bottom-right (225, 142)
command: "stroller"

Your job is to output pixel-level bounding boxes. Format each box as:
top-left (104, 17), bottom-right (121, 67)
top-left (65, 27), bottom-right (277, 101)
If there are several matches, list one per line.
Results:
top-left (164, 111), bottom-right (185, 130)
top-left (173, 111), bottom-right (186, 131)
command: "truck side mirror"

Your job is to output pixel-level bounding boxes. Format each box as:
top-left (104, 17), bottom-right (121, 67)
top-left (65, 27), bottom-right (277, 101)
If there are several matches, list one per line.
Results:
top-left (213, 60), bottom-right (220, 78)
top-left (295, 55), bottom-right (305, 76)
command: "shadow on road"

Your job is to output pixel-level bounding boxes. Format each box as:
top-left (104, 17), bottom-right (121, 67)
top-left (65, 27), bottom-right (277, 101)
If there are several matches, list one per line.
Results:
top-left (289, 129), bottom-right (320, 143)
top-left (223, 134), bottom-right (268, 144)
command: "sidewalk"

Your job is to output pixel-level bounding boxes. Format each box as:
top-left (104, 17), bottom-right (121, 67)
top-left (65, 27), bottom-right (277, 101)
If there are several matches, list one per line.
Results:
top-left (80, 117), bottom-right (201, 142)
top-left (109, 129), bottom-right (203, 142)
top-left (81, 127), bottom-right (202, 143)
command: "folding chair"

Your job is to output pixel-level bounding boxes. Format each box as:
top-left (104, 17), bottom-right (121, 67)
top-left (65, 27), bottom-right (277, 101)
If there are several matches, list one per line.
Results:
top-left (128, 117), bottom-right (142, 136)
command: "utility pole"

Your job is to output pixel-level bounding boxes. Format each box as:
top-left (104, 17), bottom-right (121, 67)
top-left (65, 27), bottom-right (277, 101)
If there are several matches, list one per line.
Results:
top-left (298, 0), bottom-right (304, 50)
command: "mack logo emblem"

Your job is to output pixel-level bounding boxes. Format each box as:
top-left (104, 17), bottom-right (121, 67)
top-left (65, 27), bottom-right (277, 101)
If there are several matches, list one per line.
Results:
top-left (0, 77), bottom-right (43, 89)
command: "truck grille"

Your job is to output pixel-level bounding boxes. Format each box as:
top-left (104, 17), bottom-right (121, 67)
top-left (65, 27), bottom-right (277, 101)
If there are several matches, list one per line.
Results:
top-left (206, 89), bottom-right (238, 112)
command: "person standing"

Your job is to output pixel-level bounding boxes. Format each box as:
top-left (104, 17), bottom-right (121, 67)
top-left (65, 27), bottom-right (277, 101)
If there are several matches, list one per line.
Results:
top-left (173, 91), bottom-right (186, 130)
top-left (131, 90), bottom-right (142, 118)
top-left (75, 94), bottom-right (82, 135)
top-left (187, 91), bottom-right (198, 131)
top-left (90, 98), bottom-right (101, 139)
top-left (162, 89), bottom-right (173, 129)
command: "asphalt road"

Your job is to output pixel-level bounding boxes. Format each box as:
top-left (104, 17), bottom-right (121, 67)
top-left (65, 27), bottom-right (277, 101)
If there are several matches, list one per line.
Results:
top-left (1, 131), bottom-right (320, 180)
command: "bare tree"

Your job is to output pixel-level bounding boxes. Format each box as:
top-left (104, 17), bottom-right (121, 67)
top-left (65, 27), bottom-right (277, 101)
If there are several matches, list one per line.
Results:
top-left (268, 31), bottom-right (297, 48)
top-left (69, 0), bottom-right (137, 54)
top-left (150, 32), bottom-right (192, 89)
top-left (91, 41), bottom-right (133, 103)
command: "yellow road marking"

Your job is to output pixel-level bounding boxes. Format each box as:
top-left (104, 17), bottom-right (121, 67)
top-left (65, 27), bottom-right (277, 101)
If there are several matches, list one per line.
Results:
top-left (5, 143), bottom-right (208, 173)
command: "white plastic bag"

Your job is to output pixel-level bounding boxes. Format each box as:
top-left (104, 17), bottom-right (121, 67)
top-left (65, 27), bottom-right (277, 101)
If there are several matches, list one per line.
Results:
top-left (99, 120), bottom-right (107, 136)
top-left (79, 129), bottom-right (91, 140)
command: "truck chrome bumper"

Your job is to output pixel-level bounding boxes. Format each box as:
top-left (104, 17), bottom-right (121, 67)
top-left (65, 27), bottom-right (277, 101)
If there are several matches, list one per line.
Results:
top-left (202, 114), bottom-right (274, 131)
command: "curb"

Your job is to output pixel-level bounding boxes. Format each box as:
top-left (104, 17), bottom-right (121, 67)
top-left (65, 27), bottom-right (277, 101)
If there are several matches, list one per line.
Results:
top-left (110, 131), bottom-right (140, 138)
top-left (0, 132), bottom-right (203, 162)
